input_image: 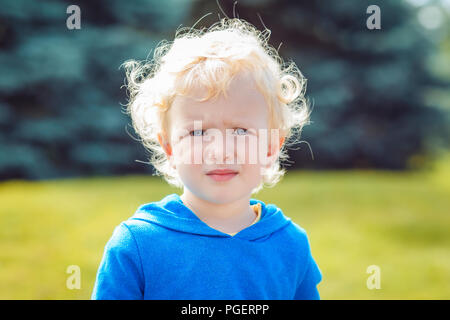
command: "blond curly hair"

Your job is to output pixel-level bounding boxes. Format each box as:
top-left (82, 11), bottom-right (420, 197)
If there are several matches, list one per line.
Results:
top-left (121, 17), bottom-right (311, 193)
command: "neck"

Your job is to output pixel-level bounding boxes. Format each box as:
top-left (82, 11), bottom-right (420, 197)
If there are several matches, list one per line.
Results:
top-left (180, 189), bottom-right (255, 233)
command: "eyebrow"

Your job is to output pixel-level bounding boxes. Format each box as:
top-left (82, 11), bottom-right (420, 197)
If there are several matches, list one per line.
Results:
top-left (179, 119), bottom-right (249, 128)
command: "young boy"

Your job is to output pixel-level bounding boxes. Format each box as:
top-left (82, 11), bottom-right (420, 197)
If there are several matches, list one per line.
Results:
top-left (92, 17), bottom-right (322, 300)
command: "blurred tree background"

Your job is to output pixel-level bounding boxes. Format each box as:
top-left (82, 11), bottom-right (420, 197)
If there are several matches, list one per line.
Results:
top-left (1, 0), bottom-right (450, 300)
top-left (0, 0), bottom-right (449, 179)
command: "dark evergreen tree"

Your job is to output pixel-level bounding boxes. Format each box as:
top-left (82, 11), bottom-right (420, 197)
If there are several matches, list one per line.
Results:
top-left (0, 0), bottom-right (448, 180)
top-left (190, 0), bottom-right (449, 169)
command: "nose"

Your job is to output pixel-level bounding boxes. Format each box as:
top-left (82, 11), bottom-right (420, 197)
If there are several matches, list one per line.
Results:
top-left (204, 131), bottom-right (235, 165)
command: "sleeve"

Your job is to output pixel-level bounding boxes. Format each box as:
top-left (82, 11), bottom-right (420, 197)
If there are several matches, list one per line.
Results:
top-left (91, 223), bottom-right (145, 300)
top-left (294, 253), bottom-right (322, 300)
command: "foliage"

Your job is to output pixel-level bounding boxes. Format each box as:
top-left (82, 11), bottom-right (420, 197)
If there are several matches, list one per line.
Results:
top-left (0, 0), bottom-right (449, 179)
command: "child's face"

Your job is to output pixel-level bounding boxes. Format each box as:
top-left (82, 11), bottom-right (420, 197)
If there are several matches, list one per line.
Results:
top-left (158, 72), bottom-right (282, 204)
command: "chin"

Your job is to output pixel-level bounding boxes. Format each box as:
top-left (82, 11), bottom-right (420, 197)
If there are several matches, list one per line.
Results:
top-left (195, 188), bottom-right (243, 204)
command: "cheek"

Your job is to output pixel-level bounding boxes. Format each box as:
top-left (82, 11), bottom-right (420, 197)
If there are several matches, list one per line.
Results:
top-left (172, 138), bottom-right (200, 165)
top-left (241, 163), bottom-right (264, 178)
top-left (172, 139), bottom-right (204, 186)
top-left (234, 135), bottom-right (270, 166)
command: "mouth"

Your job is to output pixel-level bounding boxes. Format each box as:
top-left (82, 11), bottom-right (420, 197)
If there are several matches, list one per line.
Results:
top-left (206, 169), bottom-right (239, 182)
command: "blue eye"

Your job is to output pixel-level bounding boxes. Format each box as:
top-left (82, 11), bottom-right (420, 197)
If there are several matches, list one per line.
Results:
top-left (189, 128), bottom-right (248, 136)
top-left (234, 128), bottom-right (248, 135)
top-left (190, 129), bottom-right (204, 136)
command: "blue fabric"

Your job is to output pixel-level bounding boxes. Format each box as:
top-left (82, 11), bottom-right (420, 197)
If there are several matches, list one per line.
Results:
top-left (91, 193), bottom-right (322, 300)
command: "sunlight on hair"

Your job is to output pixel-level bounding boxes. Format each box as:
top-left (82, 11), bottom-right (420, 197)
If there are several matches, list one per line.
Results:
top-left (121, 17), bottom-right (312, 191)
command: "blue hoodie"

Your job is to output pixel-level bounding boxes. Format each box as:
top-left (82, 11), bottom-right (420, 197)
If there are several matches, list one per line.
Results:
top-left (91, 193), bottom-right (322, 300)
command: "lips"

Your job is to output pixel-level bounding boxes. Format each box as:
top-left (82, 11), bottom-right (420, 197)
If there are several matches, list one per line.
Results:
top-left (206, 169), bottom-right (238, 182)
top-left (206, 169), bottom-right (238, 175)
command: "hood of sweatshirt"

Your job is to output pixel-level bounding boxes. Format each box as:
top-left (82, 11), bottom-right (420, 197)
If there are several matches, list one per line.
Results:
top-left (130, 193), bottom-right (293, 241)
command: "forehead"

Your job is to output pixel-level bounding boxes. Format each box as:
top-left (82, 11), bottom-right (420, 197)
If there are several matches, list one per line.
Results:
top-left (168, 72), bottom-right (269, 127)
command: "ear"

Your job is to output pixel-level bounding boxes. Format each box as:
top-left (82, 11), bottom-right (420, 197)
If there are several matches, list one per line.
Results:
top-left (157, 132), bottom-right (173, 157)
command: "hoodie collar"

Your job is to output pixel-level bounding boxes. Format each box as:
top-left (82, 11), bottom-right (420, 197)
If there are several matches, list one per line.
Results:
top-left (130, 193), bottom-right (292, 241)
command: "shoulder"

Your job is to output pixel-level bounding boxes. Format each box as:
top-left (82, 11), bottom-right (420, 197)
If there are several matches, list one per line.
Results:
top-left (275, 220), bottom-right (315, 259)
top-left (101, 220), bottom-right (159, 273)
top-left (121, 215), bottom-right (166, 237)
top-left (104, 222), bottom-right (140, 256)
top-left (114, 216), bottom-right (170, 251)
top-left (104, 216), bottom-right (164, 254)
top-left (283, 221), bottom-right (312, 247)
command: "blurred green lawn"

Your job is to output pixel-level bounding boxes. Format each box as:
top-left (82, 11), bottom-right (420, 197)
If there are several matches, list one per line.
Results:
top-left (0, 156), bottom-right (449, 299)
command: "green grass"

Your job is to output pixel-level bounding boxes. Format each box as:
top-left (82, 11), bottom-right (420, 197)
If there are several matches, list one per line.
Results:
top-left (0, 159), bottom-right (449, 299)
